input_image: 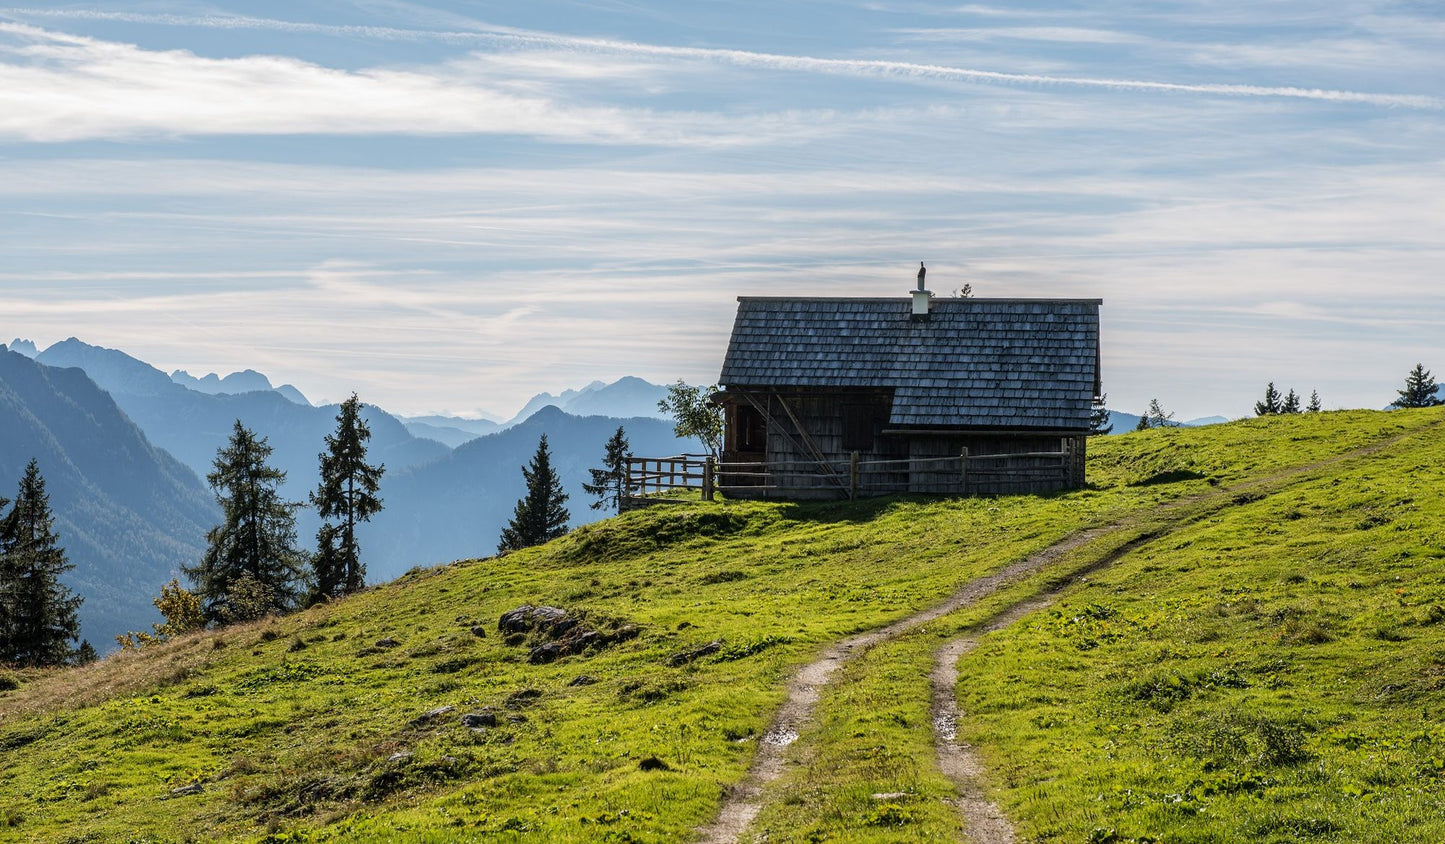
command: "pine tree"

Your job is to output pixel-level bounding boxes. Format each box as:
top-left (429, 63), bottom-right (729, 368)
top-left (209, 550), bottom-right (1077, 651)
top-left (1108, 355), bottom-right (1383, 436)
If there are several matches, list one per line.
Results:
top-left (1307, 390), bottom-right (1322, 413)
top-left (185, 421), bottom-right (304, 623)
top-left (1088, 392), bottom-right (1113, 436)
top-left (1254, 382), bottom-right (1282, 416)
top-left (1281, 389), bottom-right (1301, 414)
top-left (498, 434), bottom-right (571, 552)
top-left (0, 460), bottom-right (82, 667)
top-left (1140, 398), bottom-right (1175, 430)
top-left (582, 426), bottom-right (632, 512)
top-left (1391, 363), bottom-right (1442, 409)
top-left (310, 395), bottom-right (384, 602)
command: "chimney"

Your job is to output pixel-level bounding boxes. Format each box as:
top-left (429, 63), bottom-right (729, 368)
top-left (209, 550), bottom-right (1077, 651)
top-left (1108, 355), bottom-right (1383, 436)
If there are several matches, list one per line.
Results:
top-left (912, 262), bottom-right (931, 318)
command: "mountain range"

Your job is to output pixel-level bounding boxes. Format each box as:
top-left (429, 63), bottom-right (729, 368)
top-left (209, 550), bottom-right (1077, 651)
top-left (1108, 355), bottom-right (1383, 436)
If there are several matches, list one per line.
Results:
top-left (0, 347), bottom-right (216, 648)
top-left (1, 339), bottom-right (689, 645)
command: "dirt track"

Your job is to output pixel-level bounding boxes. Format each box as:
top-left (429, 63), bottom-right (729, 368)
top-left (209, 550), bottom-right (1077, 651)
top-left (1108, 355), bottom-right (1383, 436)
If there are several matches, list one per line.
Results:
top-left (696, 417), bottom-right (1443, 844)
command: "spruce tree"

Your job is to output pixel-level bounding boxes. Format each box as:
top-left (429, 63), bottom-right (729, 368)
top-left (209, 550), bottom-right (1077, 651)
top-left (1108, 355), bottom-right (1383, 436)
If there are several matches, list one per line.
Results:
top-left (1307, 390), bottom-right (1322, 413)
top-left (185, 421), bottom-right (304, 622)
top-left (498, 434), bottom-right (571, 552)
top-left (1391, 364), bottom-right (1442, 409)
top-left (310, 395), bottom-right (384, 602)
top-left (1088, 392), bottom-right (1113, 435)
top-left (1281, 389), bottom-right (1301, 414)
top-left (0, 460), bottom-right (82, 667)
top-left (1254, 382), bottom-right (1282, 416)
top-left (582, 426), bottom-right (632, 512)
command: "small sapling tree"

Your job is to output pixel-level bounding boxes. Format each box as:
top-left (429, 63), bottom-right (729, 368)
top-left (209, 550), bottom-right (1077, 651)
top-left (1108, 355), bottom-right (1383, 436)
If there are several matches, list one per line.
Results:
top-left (1281, 389), bottom-right (1301, 414)
top-left (117, 579), bottom-right (205, 649)
top-left (1307, 390), bottom-right (1322, 412)
top-left (659, 380), bottom-right (723, 458)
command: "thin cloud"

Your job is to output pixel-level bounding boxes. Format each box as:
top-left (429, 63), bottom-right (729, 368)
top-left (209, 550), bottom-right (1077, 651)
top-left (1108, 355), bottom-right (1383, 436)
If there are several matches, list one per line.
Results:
top-left (2, 9), bottom-right (1438, 110)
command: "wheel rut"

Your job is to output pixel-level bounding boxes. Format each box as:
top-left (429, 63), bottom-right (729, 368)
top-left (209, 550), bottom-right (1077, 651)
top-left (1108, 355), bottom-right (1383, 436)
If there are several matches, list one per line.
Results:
top-left (698, 417), bottom-right (1444, 844)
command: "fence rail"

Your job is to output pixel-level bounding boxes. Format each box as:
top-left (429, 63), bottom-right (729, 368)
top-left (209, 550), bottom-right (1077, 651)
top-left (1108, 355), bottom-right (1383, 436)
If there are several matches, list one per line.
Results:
top-left (621, 446), bottom-right (1072, 505)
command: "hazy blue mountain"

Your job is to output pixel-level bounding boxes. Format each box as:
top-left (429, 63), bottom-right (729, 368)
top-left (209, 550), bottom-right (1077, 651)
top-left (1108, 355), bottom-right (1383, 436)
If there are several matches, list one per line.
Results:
top-left (171, 367), bottom-right (312, 406)
top-left (504, 377), bottom-right (669, 426)
top-left (0, 349), bottom-right (217, 648)
top-left (401, 419), bottom-right (495, 448)
top-left (36, 340), bottom-right (450, 530)
top-left (1104, 410), bottom-right (1230, 434)
top-left (361, 406), bottom-right (689, 578)
top-left (6, 338), bottom-right (38, 358)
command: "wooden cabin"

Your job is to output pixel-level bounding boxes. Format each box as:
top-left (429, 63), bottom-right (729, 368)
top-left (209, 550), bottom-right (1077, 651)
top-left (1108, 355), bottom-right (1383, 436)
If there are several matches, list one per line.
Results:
top-left (713, 293), bottom-right (1102, 498)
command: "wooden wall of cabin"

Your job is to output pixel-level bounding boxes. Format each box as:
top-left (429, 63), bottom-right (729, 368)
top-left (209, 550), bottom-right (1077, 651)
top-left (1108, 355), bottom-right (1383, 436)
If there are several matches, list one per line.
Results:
top-left (718, 387), bottom-right (1088, 498)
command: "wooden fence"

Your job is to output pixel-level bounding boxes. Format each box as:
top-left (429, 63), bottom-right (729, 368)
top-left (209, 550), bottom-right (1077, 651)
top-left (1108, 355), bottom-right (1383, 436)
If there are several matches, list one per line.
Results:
top-left (621, 448), bottom-right (1072, 507)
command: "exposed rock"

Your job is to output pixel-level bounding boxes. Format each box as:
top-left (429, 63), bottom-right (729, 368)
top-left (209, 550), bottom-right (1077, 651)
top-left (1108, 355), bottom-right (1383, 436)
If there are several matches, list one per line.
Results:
top-left (169, 783), bottom-right (203, 796)
top-left (872, 792), bottom-right (909, 801)
top-left (386, 751), bottom-right (413, 764)
top-left (409, 705), bottom-right (454, 727)
top-left (638, 756), bottom-right (671, 772)
top-left (461, 711), bottom-right (497, 728)
top-left (498, 605), bottom-right (569, 635)
top-left (375, 637), bottom-right (400, 649)
top-left (506, 713), bottom-right (528, 724)
top-left (666, 640), bottom-right (722, 667)
top-left (505, 688), bottom-right (543, 710)
top-left (568, 675), bottom-right (598, 687)
top-left (470, 625), bottom-right (487, 638)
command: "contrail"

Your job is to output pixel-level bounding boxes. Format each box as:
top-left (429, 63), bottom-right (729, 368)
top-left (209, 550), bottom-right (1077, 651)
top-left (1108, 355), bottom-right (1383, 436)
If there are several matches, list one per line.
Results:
top-left (1, 8), bottom-right (1439, 110)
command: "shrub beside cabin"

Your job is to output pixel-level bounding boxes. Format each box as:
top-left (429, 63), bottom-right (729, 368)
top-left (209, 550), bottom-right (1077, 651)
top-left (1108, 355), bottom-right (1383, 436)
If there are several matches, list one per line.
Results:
top-left (711, 290), bottom-right (1102, 498)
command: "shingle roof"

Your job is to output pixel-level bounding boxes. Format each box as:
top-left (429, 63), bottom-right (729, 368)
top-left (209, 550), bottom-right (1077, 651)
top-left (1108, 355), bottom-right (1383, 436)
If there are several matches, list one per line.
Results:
top-left (718, 297), bottom-right (1101, 431)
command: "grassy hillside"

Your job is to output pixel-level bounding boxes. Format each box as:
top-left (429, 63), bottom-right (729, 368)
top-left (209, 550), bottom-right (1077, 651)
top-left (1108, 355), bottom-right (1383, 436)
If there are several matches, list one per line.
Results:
top-left (1, 409), bottom-right (1441, 843)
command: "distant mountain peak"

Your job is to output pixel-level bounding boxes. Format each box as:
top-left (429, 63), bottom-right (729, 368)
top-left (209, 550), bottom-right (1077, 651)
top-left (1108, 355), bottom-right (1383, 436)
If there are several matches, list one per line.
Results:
top-left (6, 338), bottom-right (38, 358)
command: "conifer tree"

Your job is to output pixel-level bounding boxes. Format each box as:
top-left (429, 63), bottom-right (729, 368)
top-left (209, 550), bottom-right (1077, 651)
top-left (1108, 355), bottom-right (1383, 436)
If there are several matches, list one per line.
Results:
top-left (582, 426), bottom-right (632, 512)
top-left (185, 421), bottom-right (304, 622)
top-left (310, 395), bottom-right (384, 602)
top-left (1307, 390), bottom-right (1322, 413)
top-left (1088, 392), bottom-right (1113, 435)
top-left (498, 434), bottom-right (571, 552)
top-left (0, 460), bottom-right (82, 667)
top-left (1281, 389), bottom-right (1302, 414)
top-left (1391, 364), bottom-right (1442, 409)
top-left (1135, 399), bottom-right (1175, 430)
top-left (1254, 382), bottom-right (1282, 416)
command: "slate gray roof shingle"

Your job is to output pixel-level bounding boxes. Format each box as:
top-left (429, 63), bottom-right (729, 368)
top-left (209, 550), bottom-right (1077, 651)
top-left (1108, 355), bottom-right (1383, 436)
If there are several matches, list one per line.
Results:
top-left (718, 297), bottom-right (1101, 431)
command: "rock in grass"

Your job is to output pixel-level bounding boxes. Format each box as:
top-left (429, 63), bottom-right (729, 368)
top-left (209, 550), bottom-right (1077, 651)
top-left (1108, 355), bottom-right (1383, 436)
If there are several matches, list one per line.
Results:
top-left (470, 625), bottom-right (487, 638)
top-left (169, 783), bottom-right (203, 797)
top-left (666, 640), bottom-right (722, 667)
top-left (375, 637), bottom-right (400, 649)
top-left (568, 675), bottom-right (598, 687)
top-left (498, 605), bottom-right (569, 635)
top-left (409, 705), bottom-right (454, 727)
top-left (637, 756), bottom-right (671, 772)
top-left (461, 711), bottom-right (497, 728)
top-left (386, 751), bottom-right (413, 764)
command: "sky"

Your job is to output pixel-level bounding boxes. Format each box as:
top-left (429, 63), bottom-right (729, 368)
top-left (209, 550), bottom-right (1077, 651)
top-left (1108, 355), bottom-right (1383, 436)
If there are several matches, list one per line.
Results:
top-left (0, 1), bottom-right (1441, 420)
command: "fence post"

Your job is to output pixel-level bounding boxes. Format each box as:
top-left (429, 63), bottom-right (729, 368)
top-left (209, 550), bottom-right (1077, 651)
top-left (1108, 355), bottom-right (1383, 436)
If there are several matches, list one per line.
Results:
top-left (703, 456), bottom-right (715, 501)
top-left (850, 451), bottom-right (860, 500)
top-left (960, 447), bottom-right (969, 495)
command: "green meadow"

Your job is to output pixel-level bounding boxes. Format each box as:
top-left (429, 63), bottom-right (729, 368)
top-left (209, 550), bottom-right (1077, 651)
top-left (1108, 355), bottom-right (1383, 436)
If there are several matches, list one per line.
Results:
top-left (1, 408), bottom-right (1442, 843)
